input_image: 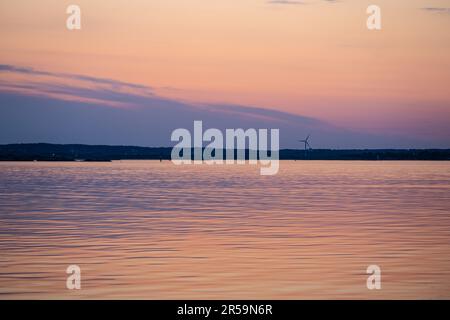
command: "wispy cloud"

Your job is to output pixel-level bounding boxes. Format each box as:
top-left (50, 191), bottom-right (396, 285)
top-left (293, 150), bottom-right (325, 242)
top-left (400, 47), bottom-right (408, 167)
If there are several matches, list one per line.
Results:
top-left (0, 64), bottom-right (152, 92)
top-left (267, 1), bottom-right (304, 5)
top-left (1, 64), bottom-right (446, 148)
top-left (421, 7), bottom-right (450, 14)
top-left (267, 0), bottom-right (340, 6)
top-left (0, 64), bottom-right (153, 108)
top-left (0, 64), bottom-right (394, 148)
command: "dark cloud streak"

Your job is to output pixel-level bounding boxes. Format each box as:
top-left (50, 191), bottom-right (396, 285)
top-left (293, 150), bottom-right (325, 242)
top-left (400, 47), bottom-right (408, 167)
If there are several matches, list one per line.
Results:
top-left (0, 64), bottom-right (152, 92)
top-left (267, 1), bottom-right (304, 5)
top-left (0, 64), bottom-right (445, 148)
top-left (421, 7), bottom-right (450, 14)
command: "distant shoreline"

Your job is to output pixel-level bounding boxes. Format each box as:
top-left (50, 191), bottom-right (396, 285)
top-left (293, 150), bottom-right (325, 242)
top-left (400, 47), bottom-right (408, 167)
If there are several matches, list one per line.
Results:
top-left (1, 143), bottom-right (450, 161)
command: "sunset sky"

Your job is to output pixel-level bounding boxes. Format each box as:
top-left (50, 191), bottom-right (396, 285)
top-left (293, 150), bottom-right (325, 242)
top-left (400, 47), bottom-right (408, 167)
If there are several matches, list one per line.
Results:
top-left (0, 0), bottom-right (449, 148)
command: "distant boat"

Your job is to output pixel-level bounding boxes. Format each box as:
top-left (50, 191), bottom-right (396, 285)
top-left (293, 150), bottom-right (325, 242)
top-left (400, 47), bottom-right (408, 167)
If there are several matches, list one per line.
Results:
top-left (74, 159), bottom-right (85, 162)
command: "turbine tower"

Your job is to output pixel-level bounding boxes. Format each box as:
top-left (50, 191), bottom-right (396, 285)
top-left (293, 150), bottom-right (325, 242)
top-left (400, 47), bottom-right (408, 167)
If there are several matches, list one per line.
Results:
top-left (299, 134), bottom-right (312, 159)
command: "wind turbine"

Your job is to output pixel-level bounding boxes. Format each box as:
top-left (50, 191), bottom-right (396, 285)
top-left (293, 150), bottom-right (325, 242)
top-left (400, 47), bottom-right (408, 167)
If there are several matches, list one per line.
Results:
top-left (299, 134), bottom-right (312, 158)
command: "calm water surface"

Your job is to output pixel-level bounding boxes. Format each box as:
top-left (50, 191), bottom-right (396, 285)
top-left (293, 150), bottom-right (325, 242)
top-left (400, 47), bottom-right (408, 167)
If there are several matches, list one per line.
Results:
top-left (0, 161), bottom-right (449, 299)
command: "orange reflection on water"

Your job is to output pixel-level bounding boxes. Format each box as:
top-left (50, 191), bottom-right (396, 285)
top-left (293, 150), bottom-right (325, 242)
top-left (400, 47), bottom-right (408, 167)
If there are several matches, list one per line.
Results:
top-left (0, 161), bottom-right (449, 299)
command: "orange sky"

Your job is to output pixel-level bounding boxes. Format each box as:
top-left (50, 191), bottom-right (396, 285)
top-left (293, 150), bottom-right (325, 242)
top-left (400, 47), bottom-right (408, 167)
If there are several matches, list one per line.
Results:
top-left (1, 0), bottom-right (449, 132)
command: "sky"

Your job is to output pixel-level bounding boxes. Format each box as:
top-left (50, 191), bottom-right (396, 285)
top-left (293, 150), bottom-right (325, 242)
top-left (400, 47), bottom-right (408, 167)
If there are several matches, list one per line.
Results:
top-left (0, 0), bottom-right (449, 148)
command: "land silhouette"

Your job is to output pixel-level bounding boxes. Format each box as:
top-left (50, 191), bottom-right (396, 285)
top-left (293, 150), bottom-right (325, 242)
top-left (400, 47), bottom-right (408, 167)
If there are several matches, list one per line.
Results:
top-left (1, 143), bottom-right (449, 161)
